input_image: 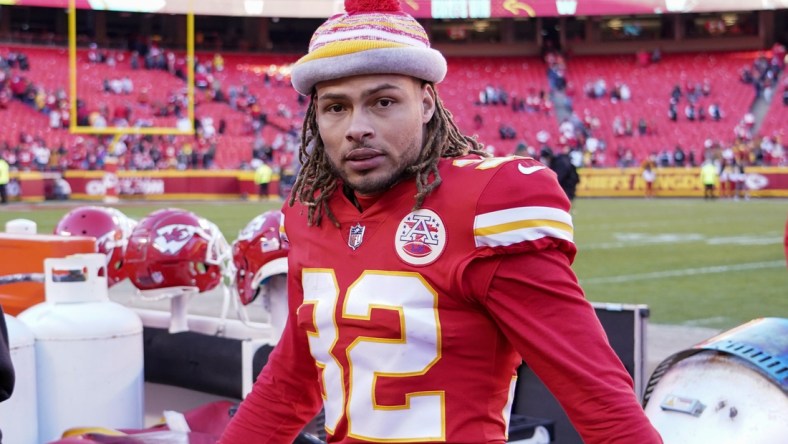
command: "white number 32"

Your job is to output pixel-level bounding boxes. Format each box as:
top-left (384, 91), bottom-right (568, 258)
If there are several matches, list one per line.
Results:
top-left (302, 269), bottom-right (446, 441)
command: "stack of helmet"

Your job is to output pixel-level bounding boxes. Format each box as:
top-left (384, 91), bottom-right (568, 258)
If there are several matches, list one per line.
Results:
top-left (124, 208), bottom-right (233, 293)
top-left (54, 206), bottom-right (290, 323)
top-left (53, 206), bottom-right (137, 287)
top-left (231, 210), bottom-right (289, 306)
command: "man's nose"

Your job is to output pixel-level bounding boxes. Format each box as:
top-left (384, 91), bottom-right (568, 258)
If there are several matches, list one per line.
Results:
top-left (345, 110), bottom-right (374, 143)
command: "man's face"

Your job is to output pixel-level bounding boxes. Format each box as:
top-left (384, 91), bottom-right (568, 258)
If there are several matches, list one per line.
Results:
top-left (314, 74), bottom-right (436, 196)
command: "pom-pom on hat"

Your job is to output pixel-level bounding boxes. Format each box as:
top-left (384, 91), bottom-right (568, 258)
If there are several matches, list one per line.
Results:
top-left (290, 0), bottom-right (447, 95)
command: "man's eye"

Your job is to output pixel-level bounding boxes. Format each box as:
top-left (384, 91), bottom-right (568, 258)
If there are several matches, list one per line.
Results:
top-left (378, 99), bottom-right (394, 107)
top-left (325, 104), bottom-right (344, 113)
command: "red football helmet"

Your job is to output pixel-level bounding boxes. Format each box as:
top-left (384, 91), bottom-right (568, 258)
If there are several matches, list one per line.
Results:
top-left (124, 208), bottom-right (232, 293)
top-left (232, 210), bottom-right (289, 305)
top-left (53, 206), bottom-right (137, 287)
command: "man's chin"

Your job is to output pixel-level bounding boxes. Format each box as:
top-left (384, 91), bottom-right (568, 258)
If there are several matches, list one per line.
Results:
top-left (346, 172), bottom-right (401, 196)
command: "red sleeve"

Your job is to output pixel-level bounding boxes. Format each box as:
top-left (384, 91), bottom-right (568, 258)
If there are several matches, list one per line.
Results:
top-left (219, 277), bottom-right (323, 443)
top-left (469, 250), bottom-right (662, 444)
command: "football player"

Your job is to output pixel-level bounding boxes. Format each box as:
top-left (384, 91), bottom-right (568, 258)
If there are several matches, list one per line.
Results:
top-left (221, 1), bottom-right (662, 443)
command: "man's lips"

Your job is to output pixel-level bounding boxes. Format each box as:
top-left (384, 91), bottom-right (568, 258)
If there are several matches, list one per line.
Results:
top-left (344, 147), bottom-right (382, 161)
top-left (344, 148), bottom-right (384, 171)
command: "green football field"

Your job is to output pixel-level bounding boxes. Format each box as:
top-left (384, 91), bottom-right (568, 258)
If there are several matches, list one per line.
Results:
top-left (1, 197), bottom-right (786, 330)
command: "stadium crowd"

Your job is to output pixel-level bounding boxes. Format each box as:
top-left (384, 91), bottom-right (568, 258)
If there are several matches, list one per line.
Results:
top-left (1, 39), bottom-right (786, 176)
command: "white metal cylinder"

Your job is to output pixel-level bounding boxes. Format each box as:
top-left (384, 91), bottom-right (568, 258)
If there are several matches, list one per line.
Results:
top-left (645, 352), bottom-right (788, 444)
top-left (0, 314), bottom-right (38, 444)
top-left (4, 218), bottom-right (37, 234)
top-left (18, 253), bottom-right (144, 443)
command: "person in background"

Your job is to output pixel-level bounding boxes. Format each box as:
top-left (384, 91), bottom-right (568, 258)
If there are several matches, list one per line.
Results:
top-left (253, 159), bottom-right (273, 200)
top-left (0, 157), bottom-right (10, 204)
top-left (701, 158), bottom-right (718, 199)
top-left (642, 163), bottom-right (656, 198)
top-left (220, 1), bottom-right (662, 443)
top-left (540, 147), bottom-right (580, 202)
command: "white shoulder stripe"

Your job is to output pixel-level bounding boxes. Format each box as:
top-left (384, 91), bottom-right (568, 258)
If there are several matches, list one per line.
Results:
top-left (476, 226), bottom-right (573, 248)
top-left (474, 206), bottom-right (573, 248)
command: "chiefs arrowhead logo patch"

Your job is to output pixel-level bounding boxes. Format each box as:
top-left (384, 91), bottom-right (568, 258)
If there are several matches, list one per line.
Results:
top-left (395, 209), bottom-right (446, 266)
top-left (153, 224), bottom-right (200, 254)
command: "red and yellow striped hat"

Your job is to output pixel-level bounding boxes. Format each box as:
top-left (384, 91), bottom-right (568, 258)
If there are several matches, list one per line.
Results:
top-left (290, 0), bottom-right (447, 95)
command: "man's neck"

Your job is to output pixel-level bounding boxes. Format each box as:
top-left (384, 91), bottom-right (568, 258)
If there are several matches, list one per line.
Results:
top-left (342, 184), bottom-right (383, 212)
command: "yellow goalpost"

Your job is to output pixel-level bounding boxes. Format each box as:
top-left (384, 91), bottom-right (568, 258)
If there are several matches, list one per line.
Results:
top-left (67, 0), bottom-right (197, 139)
top-left (66, 0), bottom-right (198, 202)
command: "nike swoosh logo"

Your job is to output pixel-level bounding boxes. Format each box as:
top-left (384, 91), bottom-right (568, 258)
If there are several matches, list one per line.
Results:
top-left (518, 164), bottom-right (547, 175)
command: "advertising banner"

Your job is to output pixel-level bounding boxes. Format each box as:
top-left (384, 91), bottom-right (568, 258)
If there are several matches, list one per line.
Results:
top-left (578, 167), bottom-right (788, 198)
top-left (63, 170), bottom-right (272, 200)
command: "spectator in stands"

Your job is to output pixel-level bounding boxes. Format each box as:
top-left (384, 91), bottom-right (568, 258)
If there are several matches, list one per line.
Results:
top-left (213, 53), bottom-right (224, 72)
top-left (671, 84), bottom-right (682, 102)
top-left (87, 42), bottom-right (100, 63)
top-left (0, 78), bottom-right (9, 110)
top-left (498, 124), bottom-right (516, 140)
top-left (637, 118), bottom-right (648, 136)
top-left (657, 149), bottom-right (671, 167)
top-left (668, 102), bottom-right (678, 122)
top-left (199, 117), bottom-right (216, 139)
top-left (594, 79), bottom-right (607, 98)
top-left (685, 103), bottom-right (696, 121)
top-left (33, 143), bottom-right (50, 172)
top-left (624, 117), bottom-right (634, 136)
top-left (740, 66), bottom-right (754, 84)
top-left (708, 103), bottom-right (723, 121)
top-left (9, 75), bottom-right (27, 101)
top-left (701, 78), bottom-right (711, 96)
top-left (478, 84), bottom-right (495, 105)
top-left (48, 107), bottom-right (62, 128)
top-left (697, 103), bottom-right (706, 121)
top-left (673, 145), bottom-right (686, 167)
top-left (619, 83), bottom-right (631, 101)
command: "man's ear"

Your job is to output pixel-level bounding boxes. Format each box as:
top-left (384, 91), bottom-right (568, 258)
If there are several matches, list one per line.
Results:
top-left (422, 83), bottom-right (437, 123)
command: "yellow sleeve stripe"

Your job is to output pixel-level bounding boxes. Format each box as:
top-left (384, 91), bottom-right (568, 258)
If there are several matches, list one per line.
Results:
top-left (474, 219), bottom-right (573, 237)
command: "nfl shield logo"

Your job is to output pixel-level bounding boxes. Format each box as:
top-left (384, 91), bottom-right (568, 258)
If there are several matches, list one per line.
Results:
top-left (348, 223), bottom-right (366, 250)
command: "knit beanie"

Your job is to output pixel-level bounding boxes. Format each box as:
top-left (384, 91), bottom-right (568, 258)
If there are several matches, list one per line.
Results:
top-left (290, 0), bottom-right (447, 96)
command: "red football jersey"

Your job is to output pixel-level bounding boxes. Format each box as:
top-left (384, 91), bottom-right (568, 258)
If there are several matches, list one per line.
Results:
top-left (221, 155), bottom-right (661, 443)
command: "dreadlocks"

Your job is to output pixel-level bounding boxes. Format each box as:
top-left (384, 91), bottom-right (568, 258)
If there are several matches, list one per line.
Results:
top-left (288, 84), bottom-right (489, 227)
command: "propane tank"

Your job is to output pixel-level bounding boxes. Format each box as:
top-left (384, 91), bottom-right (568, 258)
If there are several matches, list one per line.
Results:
top-left (4, 218), bottom-right (37, 234)
top-left (0, 313), bottom-right (38, 444)
top-left (643, 317), bottom-right (788, 444)
top-left (18, 253), bottom-right (144, 443)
